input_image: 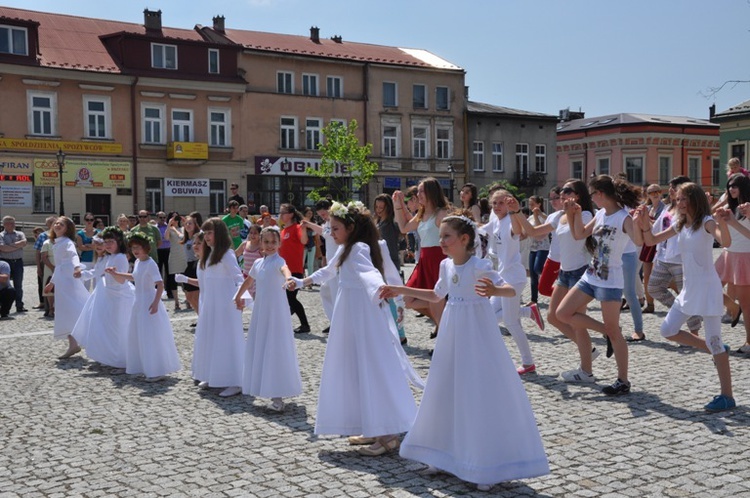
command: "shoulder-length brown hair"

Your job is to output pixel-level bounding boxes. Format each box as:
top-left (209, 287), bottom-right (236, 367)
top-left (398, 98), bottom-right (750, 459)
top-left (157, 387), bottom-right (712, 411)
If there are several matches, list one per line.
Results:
top-left (675, 183), bottom-right (711, 232)
top-left (333, 206), bottom-right (384, 276)
top-left (200, 217), bottom-right (233, 269)
top-left (49, 216), bottom-right (76, 242)
top-left (417, 177), bottom-right (450, 221)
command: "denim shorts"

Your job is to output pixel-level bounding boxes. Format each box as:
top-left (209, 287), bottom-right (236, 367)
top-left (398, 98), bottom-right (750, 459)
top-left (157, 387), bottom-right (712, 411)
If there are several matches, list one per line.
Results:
top-left (575, 278), bottom-right (623, 302)
top-left (556, 265), bottom-right (588, 289)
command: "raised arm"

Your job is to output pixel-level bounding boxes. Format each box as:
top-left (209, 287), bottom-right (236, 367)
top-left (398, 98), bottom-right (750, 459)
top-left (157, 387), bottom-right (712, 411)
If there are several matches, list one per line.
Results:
top-left (392, 190), bottom-right (419, 234)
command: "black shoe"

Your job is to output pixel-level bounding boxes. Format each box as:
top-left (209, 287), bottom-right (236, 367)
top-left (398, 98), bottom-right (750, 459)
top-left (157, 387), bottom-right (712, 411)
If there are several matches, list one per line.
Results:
top-left (415, 312), bottom-right (425, 318)
top-left (400, 337), bottom-right (408, 345)
top-left (294, 326), bottom-right (311, 334)
top-left (16, 307), bottom-right (28, 313)
top-left (322, 326), bottom-right (330, 334)
top-left (190, 322), bottom-right (197, 328)
top-left (602, 378), bottom-right (630, 396)
top-left (606, 336), bottom-right (614, 358)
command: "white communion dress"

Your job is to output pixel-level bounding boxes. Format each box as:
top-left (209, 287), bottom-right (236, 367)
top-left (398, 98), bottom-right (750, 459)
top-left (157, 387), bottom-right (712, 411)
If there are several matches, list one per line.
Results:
top-left (50, 236), bottom-right (90, 340)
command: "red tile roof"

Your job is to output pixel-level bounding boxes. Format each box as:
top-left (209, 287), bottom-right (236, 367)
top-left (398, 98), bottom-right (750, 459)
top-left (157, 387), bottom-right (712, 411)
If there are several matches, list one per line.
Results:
top-left (0, 6), bottom-right (203, 73)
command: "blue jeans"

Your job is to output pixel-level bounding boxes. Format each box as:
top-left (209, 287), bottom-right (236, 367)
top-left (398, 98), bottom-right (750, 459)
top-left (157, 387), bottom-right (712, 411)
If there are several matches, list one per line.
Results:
top-left (622, 251), bottom-right (643, 333)
top-left (528, 250), bottom-right (549, 302)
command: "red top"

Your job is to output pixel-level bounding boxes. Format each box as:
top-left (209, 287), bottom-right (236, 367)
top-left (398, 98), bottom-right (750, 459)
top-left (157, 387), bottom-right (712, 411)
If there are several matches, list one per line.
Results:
top-left (280, 224), bottom-right (304, 274)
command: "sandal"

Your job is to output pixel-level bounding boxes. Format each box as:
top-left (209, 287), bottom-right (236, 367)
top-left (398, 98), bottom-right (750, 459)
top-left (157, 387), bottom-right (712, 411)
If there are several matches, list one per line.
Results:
top-left (357, 436), bottom-right (400, 456)
top-left (626, 333), bottom-right (646, 342)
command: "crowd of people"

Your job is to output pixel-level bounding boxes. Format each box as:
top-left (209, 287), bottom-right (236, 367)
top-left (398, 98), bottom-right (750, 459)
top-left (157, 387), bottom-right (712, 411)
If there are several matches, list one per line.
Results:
top-left (2, 160), bottom-right (750, 491)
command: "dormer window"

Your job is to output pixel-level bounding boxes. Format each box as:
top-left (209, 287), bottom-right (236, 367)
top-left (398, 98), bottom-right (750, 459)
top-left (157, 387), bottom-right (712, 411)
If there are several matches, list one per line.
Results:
top-left (0, 24), bottom-right (28, 55)
top-left (151, 43), bottom-right (177, 69)
top-left (208, 49), bottom-right (219, 74)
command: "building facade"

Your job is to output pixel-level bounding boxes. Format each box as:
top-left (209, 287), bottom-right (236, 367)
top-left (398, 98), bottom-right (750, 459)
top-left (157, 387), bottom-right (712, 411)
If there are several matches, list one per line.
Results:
top-left (711, 100), bottom-right (750, 186)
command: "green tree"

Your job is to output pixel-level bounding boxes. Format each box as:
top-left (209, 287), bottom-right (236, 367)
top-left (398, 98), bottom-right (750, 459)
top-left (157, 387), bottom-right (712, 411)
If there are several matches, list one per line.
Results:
top-left (478, 180), bottom-right (526, 201)
top-left (306, 120), bottom-right (378, 202)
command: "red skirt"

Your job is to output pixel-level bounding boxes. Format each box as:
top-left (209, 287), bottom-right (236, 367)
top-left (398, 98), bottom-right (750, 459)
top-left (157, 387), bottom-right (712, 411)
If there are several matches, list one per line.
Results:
top-left (406, 246), bottom-right (446, 290)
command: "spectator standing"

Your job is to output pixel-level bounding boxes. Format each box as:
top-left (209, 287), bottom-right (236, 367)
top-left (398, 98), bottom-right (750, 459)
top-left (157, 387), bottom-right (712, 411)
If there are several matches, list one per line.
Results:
top-left (76, 213), bottom-right (99, 289)
top-left (166, 213), bottom-right (187, 311)
top-left (228, 182), bottom-right (245, 206)
top-left (130, 210), bottom-right (161, 262)
top-left (33, 218), bottom-right (55, 309)
top-left (0, 216), bottom-right (27, 312)
top-left (222, 200), bottom-right (244, 249)
top-left (238, 204), bottom-right (253, 241)
top-left (257, 205), bottom-right (278, 227)
top-left (155, 211), bottom-right (172, 298)
top-left (278, 204), bottom-right (311, 333)
top-left (0, 259), bottom-right (17, 319)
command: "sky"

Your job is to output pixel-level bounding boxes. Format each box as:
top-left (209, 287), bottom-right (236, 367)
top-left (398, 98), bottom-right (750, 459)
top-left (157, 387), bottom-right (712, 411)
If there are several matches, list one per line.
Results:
top-left (6, 0), bottom-right (750, 120)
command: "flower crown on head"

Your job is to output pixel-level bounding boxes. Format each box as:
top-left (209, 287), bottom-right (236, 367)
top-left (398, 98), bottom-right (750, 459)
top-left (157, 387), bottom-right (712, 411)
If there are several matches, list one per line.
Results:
top-left (127, 231), bottom-right (154, 248)
top-left (329, 200), bottom-right (365, 221)
top-left (100, 226), bottom-right (124, 240)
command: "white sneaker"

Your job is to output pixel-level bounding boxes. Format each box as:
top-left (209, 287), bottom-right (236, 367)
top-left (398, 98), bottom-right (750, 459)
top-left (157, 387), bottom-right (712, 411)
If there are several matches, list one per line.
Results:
top-left (197, 381), bottom-right (209, 389)
top-left (219, 386), bottom-right (241, 397)
top-left (561, 368), bottom-right (596, 383)
top-left (269, 397), bottom-right (285, 412)
top-left (476, 484), bottom-right (492, 491)
top-left (737, 344), bottom-right (750, 354)
top-left (721, 313), bottom-right (733, 324)
top-left (591, 347), bottom-right (601, 361)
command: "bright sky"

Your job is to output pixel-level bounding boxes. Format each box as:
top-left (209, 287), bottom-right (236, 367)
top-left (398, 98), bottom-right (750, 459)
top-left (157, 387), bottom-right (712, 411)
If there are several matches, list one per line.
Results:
top-left (8, 0), bottom-right (750, 119)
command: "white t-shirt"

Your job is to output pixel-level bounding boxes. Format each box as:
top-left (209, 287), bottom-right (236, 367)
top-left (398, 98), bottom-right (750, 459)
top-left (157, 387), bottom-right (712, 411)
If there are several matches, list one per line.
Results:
top-left (546, 210), bottom-right (563, 262)
top-left (580, 208), bottom-right (631, 289)
top-left (551, 210), bottom-right (593, 271)
top-left (727, 216), bottom-right (750, 253)
top-left (654, 209), bottom-right (681, 264)
top-left (484, 215), bottom-right (526, 285)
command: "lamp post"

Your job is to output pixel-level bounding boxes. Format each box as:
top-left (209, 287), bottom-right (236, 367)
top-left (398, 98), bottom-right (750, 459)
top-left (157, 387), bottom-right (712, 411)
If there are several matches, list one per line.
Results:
top-left (282, 158), bottom-right (293, 203)
top-left (447, 164), bottom-right (455, 202)
top-left (56, 149), bottom-right (66, 216)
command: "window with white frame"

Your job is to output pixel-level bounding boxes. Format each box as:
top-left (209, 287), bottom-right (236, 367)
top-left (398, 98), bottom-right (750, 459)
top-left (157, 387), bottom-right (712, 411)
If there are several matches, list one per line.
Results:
top-left (688, 156), bottom-right (701, 184)
top-left (598, 157), bottom-right (610, 176)
top-left (436, 86), bottom-right (449, 110)
top-left (302, 74), bottom-right (319, 96)
top-left (209, 180), bottom-right (226, 216)
top-left (516, 143), bottom-right (529, 176)
top-left (492, 142), bottom-right (504, 172)
top-left (151, 43), bottom-right (177, 69)
top-left (208, 108), bottom-right (230, 147)
top-left (280, 117), bottom-right (297, 149)
top-left (535, 144), bottom-right (546, 173)
top-left (412, 126), bottom-right (428, 159)
top-left (0, 24), bottom-right (27, 55)
top-left (277, 71), bottom-right (293, 94)
top-left (473, 141), bottom-right (485, 172)
top-left (625, 156), bottom-right (644, 185)
top-left (712, 157), bottom-right (721, 186)
top-left (28, 91), bottom-right (56, 136)
top-left (172, 109), bottom-right (193, 142)
top-left (383, 82), bottom-right (397, 107)
top-left (436, 127), bottom-right (451, 159)
top-left (413, 84), bottom-right (427, 109)
top-left (382, 125), bottom-right (399, 157)
top-left (145, 178), bottom-right (163, 214)
top-left (306, 118), bottom-right (322, 150)
top-left (83, 95), bottom-right (111, 139)
top-left (326, 76), bottom-right (342, 98)
top-left (659, 156), bottom-right (672, 186)
top-left (33, 186), bottom-right (54, 213)
top-left (571, 160), bottom-right (583, 179)
top-left (208, 49), bottom-right (220, 74)
top-left (142, 104), bottom-right (165, 144)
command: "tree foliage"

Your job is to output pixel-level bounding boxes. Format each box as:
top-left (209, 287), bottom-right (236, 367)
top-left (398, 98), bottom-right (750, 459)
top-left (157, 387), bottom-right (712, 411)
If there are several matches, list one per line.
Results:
top-left (478, 179), bottom-right (526, 201)
top-left (306, 120), bottom-right (378, 203)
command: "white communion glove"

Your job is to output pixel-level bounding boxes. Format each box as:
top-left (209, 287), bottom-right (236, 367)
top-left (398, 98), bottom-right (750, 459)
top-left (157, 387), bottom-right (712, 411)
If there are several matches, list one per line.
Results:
top-left (175, 274), bottom-right (188, 284)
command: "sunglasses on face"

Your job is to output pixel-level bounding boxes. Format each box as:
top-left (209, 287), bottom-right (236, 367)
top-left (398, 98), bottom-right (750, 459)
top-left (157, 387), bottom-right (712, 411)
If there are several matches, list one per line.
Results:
top-left (561, 187), bottom-right (575, 194)
top-left (85, 218), bottom-right (94, 222)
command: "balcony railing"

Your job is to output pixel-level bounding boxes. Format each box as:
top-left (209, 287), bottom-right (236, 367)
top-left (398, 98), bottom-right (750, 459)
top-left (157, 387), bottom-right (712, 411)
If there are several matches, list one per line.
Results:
top-left (514, 171), bottom-right (547, 187)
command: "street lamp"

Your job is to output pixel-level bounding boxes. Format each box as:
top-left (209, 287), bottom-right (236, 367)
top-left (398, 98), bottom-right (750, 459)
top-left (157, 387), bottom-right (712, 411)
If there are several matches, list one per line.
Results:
top-left (282, 158), bottom-right (294, 202)
top-left (447, 164), bottom-right (455, 202)
top-left (56, 149), bottom-right (65, 216)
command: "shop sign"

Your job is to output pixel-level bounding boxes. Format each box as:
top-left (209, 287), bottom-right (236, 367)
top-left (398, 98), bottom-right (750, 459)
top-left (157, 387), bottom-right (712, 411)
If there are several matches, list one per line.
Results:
top-left (254, 156), bottom-right (348, 177)
top-left (167, 142), bottom-right (209, 160)
top-left (0, 138), bottom-right (122, 154)
top-left (0, 157), bottom-right (33, 173)
top-left (165, 178), bottom-right (210, 197)
top-left (34, 159), bottom-right (131, 188)
top-left (0, 185), bottom-right (32, 207)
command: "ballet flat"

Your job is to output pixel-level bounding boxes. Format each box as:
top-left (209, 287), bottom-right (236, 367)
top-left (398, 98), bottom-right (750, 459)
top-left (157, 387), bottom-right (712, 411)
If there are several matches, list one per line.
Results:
top-left (348, 435), bottom-right (377, 445)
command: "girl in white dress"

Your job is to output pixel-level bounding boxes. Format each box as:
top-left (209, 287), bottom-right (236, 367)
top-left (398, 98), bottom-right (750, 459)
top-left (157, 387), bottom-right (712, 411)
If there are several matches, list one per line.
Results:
top-left (636, 184), bottom-right (735, 412)
top-left (380, 214), bottom-right (549, 492)
top-left (302, 199), bottom-right (338, 333)
top-left (191, 218), bottom-right (245, 397)
top-left (235, 227), bottom-right (301, 412)
top-left (106, 233), bottom-right (181, 381)
top-left (45, 217), bottom-right (89, 359)
top-left (72, 228), bottom-right (135, 369)
top-left (290, 201), bottom-right (417, 456)
top-left (554, 175), bottom-right (643, 396)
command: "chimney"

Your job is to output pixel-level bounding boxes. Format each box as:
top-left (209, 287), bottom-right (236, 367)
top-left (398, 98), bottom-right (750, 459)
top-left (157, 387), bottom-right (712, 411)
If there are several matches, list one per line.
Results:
top-left (709, 104), bottom-right (716, 119)
top-left (331, 35), bottom-right (342, 44)
top-left (310, 26), bottom-right (320, 43)
top-left (213, 15), bottom-right (225, 33)
top-left (143, 9), bottom-right (162, 33)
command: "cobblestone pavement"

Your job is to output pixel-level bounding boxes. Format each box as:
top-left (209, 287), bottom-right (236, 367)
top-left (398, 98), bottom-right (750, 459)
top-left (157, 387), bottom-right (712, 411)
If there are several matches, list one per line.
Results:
top-left (2, 262), bottom-right (750, 497)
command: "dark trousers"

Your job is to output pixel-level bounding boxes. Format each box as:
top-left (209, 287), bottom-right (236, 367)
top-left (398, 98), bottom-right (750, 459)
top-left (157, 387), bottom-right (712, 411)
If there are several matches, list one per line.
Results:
top-left (0, 286), bottom-right (17, 316)
top-left (2, 259), bottom-right (23, 309)
top-left (286, 272), bottom-right (309, 329)
top-left (157, 248), bottom-right (172, 297)
top-left (528, 250), bottom-right (549, 303)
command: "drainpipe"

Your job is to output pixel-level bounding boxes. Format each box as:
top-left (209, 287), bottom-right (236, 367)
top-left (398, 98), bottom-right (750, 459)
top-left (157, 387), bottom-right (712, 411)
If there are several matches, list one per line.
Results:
top-left (130, 76), bottom-right (139, 212)
top-left (363, 62), bottom-right (369, 202)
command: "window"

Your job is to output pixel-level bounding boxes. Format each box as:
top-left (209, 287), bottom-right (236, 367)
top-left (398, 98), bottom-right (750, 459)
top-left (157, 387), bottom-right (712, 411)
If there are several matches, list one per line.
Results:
top-left (0, 24), bottom-right (27, 55)
top-left (516, 143), bottom-right (529, 176)
top-left (383, 82), bottom-right (397, 107)
top-left (326, 76), bottom-right (342, 98)
top-left (492, 142), bottom-right (504, 172)
top-left (145, 178), bottom-right (163, 214)
top-left (383, 125), bottom-right (399, 157)
top-left (33, 186), bottom-right (54, 213)
top-left (413, 84), bottom-right (427, 109)
top-left (83, 95), bottom-right (111, 139)
top-left (688, 156), bottom-right (701, 185)
top-left (625, 156), bottom-right (644, 185)
top-left (208, 108), bottom-right (230, 147)
top-left (535, 144), bottom-right (546, 173)
top-left (28, 91), bottom-right (56, 136)
top-left (712, 157), bottom-right (721, 186)
top-left (412, 126), bottom-right (428, 158)
top-left (142, 104), bottom-right (165, 144)
top-left (280, 117), bottom-right (297, 149)
top-left (172, 109), bottom-right (193, 142)
top-left (571, 160), bottom-right (583, 179)
top-left (436, 86), bottom-right (449, 110)
top-left (436, 127), bottom-right (451, 159)
top-left (302, 74), bottom-right (319, 96)
top-left (208, 49), bottom-right (220, 74)
top-left (731, 144), bottom-right (746, 168)
top-left (277, 71), bottom-right (293, 94)
top-left (151, 43), bottom-right (177, 69)
top-left (473, 141), bottom-right (485, 172)
top-left (597, 157), bottom-right (610, 176)
top-left (659, 156), bottom-right (672, 186)
top-left (306, 118), bottom-right (321, 150)
top-left (209, 180), bottom-right (226, 216)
